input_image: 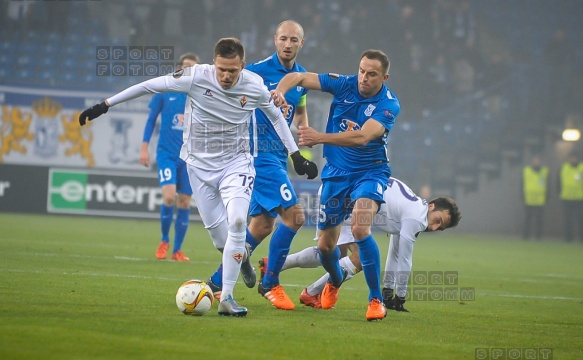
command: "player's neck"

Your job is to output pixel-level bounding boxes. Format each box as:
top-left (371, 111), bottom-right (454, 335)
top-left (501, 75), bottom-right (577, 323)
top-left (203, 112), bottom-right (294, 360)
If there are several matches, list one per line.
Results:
top-left (278, 57), bottom-right (295, 70)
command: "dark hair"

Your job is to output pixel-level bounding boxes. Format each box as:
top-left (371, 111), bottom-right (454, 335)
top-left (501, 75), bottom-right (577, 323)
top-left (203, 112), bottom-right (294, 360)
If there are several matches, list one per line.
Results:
top-left (214, 37), bottom-right (245, 62)
top-left (361, 49), bottom-right (390, 74)
top-left (429, 197), bottom-right (461, 228)
top-left (179, 52), bottom-right (200, 66)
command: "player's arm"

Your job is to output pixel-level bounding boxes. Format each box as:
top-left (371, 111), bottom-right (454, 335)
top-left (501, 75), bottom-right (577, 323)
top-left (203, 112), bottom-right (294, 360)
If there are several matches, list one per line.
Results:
top-left (79, 69), bottom-right (194, 126)
top-left (272, 72), bottom-right (321, 107)
top-left (260, 89), bottom-right (318, 179)
top-left (292, 95), bottom-right (308, 128)
top-left (140, 95), bottom-right (163, 168)
top-left (298, 118), bottom-right (386, 147)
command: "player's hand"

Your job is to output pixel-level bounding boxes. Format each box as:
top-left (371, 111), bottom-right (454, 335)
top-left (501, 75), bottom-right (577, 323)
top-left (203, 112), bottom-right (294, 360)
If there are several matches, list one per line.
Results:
top-left (79, 101), bottom-right (109, 126)
top-left (139, 145), bottom-right (150, 168)
top-left (290, 151), bottom-right (318, 179)
top-left (270, 90), bottom-right (288, 107)
top-left (297, 125), bottom-right (320, 147)
top-left (393, 296), bottom-right (409, 312)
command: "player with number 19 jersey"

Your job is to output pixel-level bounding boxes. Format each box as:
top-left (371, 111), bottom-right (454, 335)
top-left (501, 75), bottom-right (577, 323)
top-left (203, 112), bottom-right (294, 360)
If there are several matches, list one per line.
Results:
top-left (143, 93), bottom-right (191, 193)
top-left (317, 73), bottom-right (400, 229)
top-left (246, 53), bottom-right (309, 216)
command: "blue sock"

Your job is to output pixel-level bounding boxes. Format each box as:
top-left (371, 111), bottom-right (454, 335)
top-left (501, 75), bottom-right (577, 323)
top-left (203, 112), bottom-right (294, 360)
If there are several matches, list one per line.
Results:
top-left (356, 234), bottom-right (382, 301)
top-left (160, 204), bottom-right (174, 242)
top-left (318, 245), bottom-right (343, 287)
top-left (210, 264), bottom-right (223, 288)
top-left (262, 224), bottom-right (296, 288)
top-left (245, 228), bottom-right (260, 254)
top-left (173, 208), bottom-right (189, 253)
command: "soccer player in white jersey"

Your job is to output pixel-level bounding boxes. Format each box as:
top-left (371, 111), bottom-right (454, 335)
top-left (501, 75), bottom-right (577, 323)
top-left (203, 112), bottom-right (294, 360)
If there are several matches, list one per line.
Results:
top-left (272, 177), bottom-right (461, 311)
top-left (79, 37), bottom-right (318, 317)
top-left (206, 20), bottom-right (312, 311)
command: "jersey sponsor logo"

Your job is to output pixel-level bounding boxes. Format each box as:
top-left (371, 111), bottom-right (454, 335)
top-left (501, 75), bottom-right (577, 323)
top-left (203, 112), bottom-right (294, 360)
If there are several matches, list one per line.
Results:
top-left (328, 73), bottom-right (340, 79)
top-left (339, 119), bottom-right (361, 132)
top-left (269, 82), bottom-right (279, 87)
top-left (343, 99), bottom-right (355, 104)
top-left (364, 104), bottom-right (376, 117)
top-left (204, 89), bottom-right (213, 97)
top-left (240, 96), bottom-right (248, 107)
top-left (377, 182), bottom-right (382, 195)
top-left (296, 86), bottom-right (303, 93)
top-left (169, 96), bottom-right (177, 101)
top-left (172, 68), bottom-right (184, 78)
top-left (172, 114), bottom-right (184, 130)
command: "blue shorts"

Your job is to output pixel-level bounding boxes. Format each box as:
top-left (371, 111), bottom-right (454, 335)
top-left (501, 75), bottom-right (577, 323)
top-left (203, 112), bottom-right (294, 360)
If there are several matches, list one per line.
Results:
top-left (249, 156), bottom-right (298, 218)
top-left (156, 152), bottom-right (192, 195)
top-left (318, 163), bottom-right (390, 230)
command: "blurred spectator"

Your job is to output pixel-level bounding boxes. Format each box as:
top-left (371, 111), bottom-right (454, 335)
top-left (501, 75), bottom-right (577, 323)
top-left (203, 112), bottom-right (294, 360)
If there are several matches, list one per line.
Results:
top-left (521, 154), bottom-right (548, 240)
top-left (558, 152), bottom-right (583, 242)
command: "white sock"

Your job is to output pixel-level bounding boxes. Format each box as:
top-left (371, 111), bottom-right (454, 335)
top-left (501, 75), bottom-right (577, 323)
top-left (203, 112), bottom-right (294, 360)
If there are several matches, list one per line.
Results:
top-left (306, 256), bottom-right (358, 295)
top-left (220, 230), bottom-right (245, 301)
top-left (281, 246), bottom-right (320, 271)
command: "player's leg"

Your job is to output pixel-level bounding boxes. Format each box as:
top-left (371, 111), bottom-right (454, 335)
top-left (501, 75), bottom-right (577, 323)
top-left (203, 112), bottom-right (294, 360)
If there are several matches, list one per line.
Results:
top-left (262, 203), bottom-right (304, 287)
top-left (171, 161), bottom-right (193, 260)
top-left (216, 159), bottom-right (254, 316)
top-left (155, 156), bottom-right (178, 259)
top-left (301, 243), bottom-right (361, 308)
top-left (382, 234), bottom-right (399, 309)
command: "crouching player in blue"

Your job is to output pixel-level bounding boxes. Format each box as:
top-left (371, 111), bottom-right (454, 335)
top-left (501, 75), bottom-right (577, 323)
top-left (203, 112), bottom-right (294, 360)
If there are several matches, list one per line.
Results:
top-left (272, 49), bottom-right (400, 320)
top-left (140, 53), bottom-right (199, 261)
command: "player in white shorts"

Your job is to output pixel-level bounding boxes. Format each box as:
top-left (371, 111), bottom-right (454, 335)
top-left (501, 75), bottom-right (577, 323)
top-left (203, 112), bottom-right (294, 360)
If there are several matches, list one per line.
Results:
top-left (79, 37), bottom-right (318, 317)
top-left (265, 177), bottom-right (461, 311)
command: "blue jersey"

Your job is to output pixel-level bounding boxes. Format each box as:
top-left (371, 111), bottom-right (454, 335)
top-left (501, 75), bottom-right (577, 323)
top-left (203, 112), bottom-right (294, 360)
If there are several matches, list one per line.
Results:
top-left (143, 93), bottom-right (186, 157)
top-left (246, 52), bottom-right (309, 163)
top-left (318, 73), bottom-right (400, 174)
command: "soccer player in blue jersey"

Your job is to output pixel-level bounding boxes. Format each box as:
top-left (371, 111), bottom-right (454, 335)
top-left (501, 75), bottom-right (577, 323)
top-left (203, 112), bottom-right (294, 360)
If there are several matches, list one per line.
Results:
top-left (139, 53), bottom-right (200, 262)
top-left (206, 20), bottom-right (312, 310)
top-left (272, 49), bottom-right (400, 320)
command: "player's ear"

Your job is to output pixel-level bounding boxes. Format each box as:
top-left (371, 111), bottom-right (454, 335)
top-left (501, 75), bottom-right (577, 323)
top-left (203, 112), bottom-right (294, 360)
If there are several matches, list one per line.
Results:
top-left (384, 73), bottom-right (390, 82)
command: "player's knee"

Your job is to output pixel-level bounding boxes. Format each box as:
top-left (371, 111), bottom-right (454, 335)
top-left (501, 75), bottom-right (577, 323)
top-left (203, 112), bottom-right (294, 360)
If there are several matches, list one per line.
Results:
top-left (351, 222), bottom-right (371, 240)
top-left (281, 206), bottom-right (305, 230)
top-left (228, 217), bottom-right (247, 233)
top-left (317, 242), bottom-right (335, 254)
top-left (162, 194), bottom-right (176, 206)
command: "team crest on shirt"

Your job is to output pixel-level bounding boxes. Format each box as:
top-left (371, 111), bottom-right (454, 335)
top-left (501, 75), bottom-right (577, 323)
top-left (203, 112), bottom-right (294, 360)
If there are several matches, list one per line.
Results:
top-left (232, 252), bottom-right (244, 264)
top-left (240, 96), bottom-right (248, 107)
top-left (364, 104), bottom-right (376, 117)
top-left (339, 119), bottom-right (361, 132)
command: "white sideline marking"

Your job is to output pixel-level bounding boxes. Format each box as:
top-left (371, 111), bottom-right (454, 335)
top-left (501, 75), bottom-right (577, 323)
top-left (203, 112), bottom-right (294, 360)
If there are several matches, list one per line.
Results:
top-left (481, 292), bottom-right (583, 301)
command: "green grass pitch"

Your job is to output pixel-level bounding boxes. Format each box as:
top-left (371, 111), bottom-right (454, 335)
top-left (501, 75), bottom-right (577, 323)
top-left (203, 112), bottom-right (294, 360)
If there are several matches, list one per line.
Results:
top-left (1, 213), bottom-right (582, 359)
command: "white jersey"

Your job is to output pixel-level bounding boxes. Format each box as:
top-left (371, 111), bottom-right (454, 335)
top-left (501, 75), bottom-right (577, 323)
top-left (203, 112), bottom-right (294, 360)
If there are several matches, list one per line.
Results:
top-left (315, 177), bottom-right (428, 296)
top-left (107, 64), bottom-right (298, 170)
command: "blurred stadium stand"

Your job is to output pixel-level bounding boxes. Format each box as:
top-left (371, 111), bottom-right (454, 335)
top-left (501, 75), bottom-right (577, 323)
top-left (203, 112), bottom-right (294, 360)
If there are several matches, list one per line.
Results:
top-left (1, 0), bottom-right (582, 199)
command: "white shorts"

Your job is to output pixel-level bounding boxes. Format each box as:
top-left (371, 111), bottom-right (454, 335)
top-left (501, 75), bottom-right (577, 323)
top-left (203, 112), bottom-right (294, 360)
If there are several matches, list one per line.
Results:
top-left (187, 153), bottom-right (255, 229)
top-left (313, 217), bottom-right (355, 246)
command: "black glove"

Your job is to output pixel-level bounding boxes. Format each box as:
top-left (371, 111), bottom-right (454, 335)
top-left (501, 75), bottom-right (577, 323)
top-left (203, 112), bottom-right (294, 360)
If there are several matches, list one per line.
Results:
top-left (79, 102), bottom-right (109, 126)
top-left (290, 151), bottom-right (318, 179)
top-left (393, 296), bottom-right (409, 312)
